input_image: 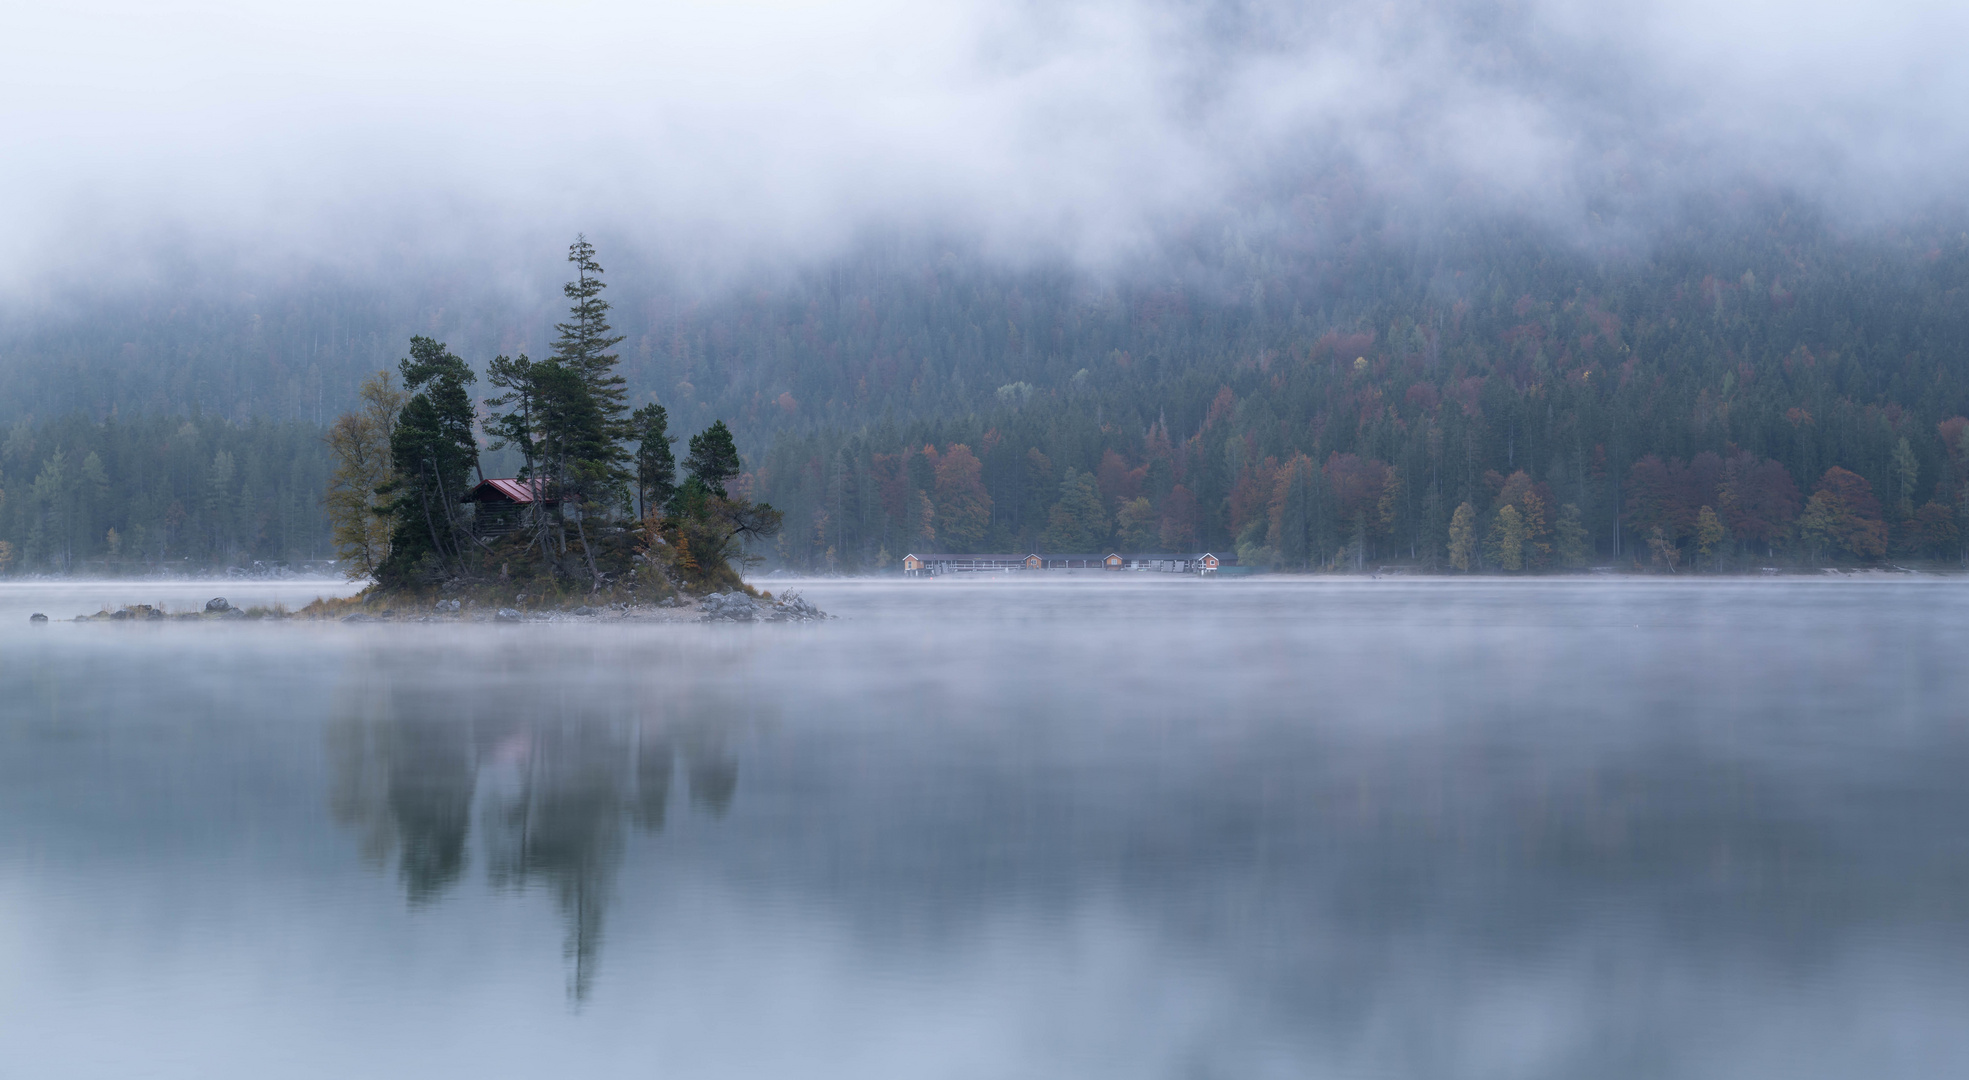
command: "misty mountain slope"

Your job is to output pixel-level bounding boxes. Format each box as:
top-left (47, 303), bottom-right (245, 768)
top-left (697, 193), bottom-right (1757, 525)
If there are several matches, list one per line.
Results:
top-left (743, 207), bottom-right (1969, 569)
top-left (5, 203), bottom-right (1966, 442)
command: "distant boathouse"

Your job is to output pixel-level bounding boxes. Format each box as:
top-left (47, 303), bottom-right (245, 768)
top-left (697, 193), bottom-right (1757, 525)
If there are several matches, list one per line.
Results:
top-left (902, 552), bottom-right (1227, 577)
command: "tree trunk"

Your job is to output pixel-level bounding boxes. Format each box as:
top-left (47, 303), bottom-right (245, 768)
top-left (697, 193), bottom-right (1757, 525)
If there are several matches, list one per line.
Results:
top-left (572, 509), bottom-right (602, 589)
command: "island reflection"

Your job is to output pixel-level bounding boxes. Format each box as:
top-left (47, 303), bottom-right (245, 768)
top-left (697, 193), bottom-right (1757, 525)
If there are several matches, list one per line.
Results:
top-left (328, 673), bottom-right (746, 999)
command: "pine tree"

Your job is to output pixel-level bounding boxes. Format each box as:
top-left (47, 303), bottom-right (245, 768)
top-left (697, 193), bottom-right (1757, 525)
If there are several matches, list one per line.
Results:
top-left (1040, 468), bottom-right (1107, 551)
top-left (684, 420), bottom-right (742, 498)
top-left (1556, 503), bottom-right (1589, 567)
top-left (483, 353), bottom-right (539, 477)
top-left (379, 337), bottom-right (480, 583)
top-left (549, 236), bottom-right (629, 501)
top-left (532, 360), bottom-right (612, 584)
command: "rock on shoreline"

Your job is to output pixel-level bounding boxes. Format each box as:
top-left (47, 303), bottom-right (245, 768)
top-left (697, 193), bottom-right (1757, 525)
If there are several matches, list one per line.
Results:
top-left (43, 591), bottom-right (833, 625)
top-left (328, 591), bottom-right (832, 625)
top-left (698, 591), bottom-right (831, 623)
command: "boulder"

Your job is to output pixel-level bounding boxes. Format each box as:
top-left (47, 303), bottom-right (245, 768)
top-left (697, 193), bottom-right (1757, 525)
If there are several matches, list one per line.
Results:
top-left (28, 613), bottom-right (47, 623)
top-left (340, 613), bottom-right (376, 623)
top-left (572, 605), bottom-right (597, 616)
top-left (205, 597), bottom-right (231, 613)
top-left (221, 607), bottom-right (247, 620)
top-left (433, 599), bottom-right (462, 613)
top-left (495, 608), bottom-right (523, 623)
top-left (765, 592), bottom-right (831, 623)
top-left (698, 592), bottom-right (760, 622)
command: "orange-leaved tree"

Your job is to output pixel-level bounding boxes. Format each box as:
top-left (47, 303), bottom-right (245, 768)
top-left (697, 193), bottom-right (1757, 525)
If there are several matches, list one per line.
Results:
top-left (1798, 466), bottom-right (1887, 562)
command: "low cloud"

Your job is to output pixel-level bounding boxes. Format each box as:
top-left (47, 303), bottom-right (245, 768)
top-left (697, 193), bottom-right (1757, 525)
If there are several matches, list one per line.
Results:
top-left (3, 0), bottom-right (1966, 295)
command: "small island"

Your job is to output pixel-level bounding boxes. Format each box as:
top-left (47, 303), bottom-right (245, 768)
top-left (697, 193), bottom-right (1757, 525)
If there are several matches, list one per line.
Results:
top-left (308, 239), bottom-right (821, 624)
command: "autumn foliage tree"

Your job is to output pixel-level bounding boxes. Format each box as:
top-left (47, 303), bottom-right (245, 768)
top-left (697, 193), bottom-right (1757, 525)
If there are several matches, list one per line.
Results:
top-left (1447, 502), bottom-right (1477, 571)
top-left (324, 371), bottom-right (405, 579)
top-left (1798, 467), bottom-right (1887, 562)
top-left (932, 444), bottom-right (992, 551)
top-left (1718, 452), bottom-right (1801, 558)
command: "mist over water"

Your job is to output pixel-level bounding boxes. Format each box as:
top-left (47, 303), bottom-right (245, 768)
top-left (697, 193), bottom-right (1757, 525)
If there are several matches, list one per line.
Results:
top-left (3, 578), bottom-right (1967, 1078)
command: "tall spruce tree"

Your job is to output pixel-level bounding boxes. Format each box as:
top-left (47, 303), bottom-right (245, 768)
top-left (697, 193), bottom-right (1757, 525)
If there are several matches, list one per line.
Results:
top-left (549, 236), bottom-right (629, 504)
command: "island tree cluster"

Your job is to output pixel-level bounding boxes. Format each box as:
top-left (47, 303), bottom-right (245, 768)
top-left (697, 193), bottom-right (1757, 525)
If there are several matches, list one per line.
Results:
top-left (326, 238), bottom-right (781, 598)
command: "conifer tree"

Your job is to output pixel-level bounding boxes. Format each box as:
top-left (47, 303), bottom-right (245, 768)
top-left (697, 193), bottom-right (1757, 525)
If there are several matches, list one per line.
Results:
top-left (379, 337), bottom-right (479, 582)
top-left (684, 420), bottom-right (742, 498)
top-left (483, 353), bottom-right (539, 478)
top-left (1040, 468), bottom-right (1107, 551)
top-left (1556, 503), bottom-right (1590, 568)
top-left (527, 359), bottom-right (613, 584)
top-left (1268, 454), bottom-right (1321, 568)
top-left (549, 236), bottom-right (629, 502)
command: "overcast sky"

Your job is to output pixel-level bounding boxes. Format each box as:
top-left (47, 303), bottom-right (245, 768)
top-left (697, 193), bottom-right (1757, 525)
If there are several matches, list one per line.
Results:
top-left (4, 0), bottom-right (1966, 293)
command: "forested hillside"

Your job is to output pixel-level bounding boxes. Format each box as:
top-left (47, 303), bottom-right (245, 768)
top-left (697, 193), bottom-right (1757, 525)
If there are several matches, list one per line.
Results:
top-left (746, 207), bottom-right (1969, 570)
top-left (4, 200), bottom-right (1969, 574)
top-left (0, 414), bottom-right (332, 573)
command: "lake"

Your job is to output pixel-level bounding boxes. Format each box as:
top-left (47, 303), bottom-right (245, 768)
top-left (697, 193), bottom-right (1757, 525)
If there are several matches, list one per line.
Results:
top-left (2, 576), bottom-right (1966, 1078)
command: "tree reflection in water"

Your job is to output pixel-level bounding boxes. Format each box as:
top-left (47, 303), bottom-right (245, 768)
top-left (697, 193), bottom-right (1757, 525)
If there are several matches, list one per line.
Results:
top-left (328, 671), bottom-right (748, 1000)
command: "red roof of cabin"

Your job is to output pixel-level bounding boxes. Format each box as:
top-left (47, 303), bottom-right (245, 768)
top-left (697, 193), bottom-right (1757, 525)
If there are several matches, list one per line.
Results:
top-left (471, 478), bottom-right (556, 504)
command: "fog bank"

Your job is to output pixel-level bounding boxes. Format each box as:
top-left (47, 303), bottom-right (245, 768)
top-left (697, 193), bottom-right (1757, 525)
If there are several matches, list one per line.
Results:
top-left (5, 0), bottom-right (1967, 295)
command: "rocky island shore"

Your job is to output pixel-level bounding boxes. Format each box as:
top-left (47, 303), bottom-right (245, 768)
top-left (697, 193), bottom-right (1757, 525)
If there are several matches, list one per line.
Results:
top-left (42, 590), bottom-right (829, 626)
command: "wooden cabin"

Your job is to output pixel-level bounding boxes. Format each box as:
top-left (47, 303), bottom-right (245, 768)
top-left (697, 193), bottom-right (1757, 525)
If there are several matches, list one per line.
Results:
top-left (1103, 553), bottom-right (1125, 569)
top-left (466, 478), bottom-right (560, 536)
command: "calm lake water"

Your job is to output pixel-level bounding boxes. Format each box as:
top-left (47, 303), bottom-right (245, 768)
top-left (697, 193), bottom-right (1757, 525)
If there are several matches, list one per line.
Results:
top-left (3, 576), bottom-right (1967, 1078)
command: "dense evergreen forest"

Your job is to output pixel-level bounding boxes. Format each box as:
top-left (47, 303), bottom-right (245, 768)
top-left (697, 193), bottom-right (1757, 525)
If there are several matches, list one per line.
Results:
top-left (4, 199), bottom-right (1968, 574)
top-left (746, 207), bottom-right (1969, 571)
top-left (0, 414), bottom-right (332, 573)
